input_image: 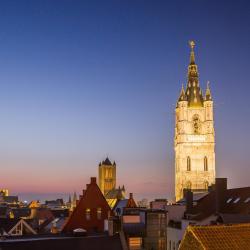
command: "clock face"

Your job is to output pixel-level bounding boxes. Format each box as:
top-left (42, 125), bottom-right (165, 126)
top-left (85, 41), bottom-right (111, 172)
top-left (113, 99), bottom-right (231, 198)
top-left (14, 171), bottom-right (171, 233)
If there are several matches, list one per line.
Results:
top-left (193, 114), bottom-right (201, 134)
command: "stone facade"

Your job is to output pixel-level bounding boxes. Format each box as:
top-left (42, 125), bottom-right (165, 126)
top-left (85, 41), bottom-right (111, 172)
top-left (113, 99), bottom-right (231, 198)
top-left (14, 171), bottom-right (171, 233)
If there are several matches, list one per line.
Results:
top-left (175, 41), bottom-right (215, 201)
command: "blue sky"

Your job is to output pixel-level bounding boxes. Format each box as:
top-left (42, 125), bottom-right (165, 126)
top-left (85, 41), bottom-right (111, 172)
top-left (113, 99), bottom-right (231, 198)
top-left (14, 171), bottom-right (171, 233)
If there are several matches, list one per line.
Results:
top-left (0, 0), bottom-right (249, 201)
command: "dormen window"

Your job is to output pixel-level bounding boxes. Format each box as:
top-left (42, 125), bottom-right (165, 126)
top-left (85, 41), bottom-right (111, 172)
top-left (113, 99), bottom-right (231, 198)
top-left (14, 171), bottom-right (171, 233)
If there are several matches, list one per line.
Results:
top-left (85, 208), bottom-right (91, 220)
top-left (187, 156), bottom-right (191, 171)
top-left (204, 157), bottom-right (208, 171)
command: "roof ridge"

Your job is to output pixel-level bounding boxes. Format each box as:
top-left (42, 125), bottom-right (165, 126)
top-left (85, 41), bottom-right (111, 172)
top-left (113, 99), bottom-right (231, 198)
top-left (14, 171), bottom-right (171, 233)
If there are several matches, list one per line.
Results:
top-left (191, 223), bottom-right (250, 231)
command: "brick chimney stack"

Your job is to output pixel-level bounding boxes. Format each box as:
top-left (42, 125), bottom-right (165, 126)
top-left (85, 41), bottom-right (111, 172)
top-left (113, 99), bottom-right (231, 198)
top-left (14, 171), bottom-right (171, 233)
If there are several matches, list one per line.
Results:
top-left (215, 178), bottom-right (227, 214)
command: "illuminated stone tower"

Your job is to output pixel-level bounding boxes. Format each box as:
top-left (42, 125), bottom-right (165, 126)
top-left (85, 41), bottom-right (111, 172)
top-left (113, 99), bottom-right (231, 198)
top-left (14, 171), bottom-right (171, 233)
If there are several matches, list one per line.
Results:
top-left (98, 157), bottom-right (116, 195)
top-left (175, 41), bottom-right (215, 201)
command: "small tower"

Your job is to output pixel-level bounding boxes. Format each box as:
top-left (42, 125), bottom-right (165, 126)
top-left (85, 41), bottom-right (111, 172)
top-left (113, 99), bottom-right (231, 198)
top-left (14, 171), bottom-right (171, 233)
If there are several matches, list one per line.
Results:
top-left (98, 157), bottom-right (116, 195)
top-left (174, 41), bottom-right (216, 201)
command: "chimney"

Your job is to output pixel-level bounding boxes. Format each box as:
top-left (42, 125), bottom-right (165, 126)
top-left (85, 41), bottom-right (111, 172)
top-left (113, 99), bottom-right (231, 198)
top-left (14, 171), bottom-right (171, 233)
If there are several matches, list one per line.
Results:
top-left (185, 189), bottom-right (193, 214)
top-left (129, 193), bottom-right (133, 199)
top-left (90, 177), bottom-right (96, 184)
top-left (215, 178), bottom-right (227, 214)
top-left (82, 189), bottom-right (86, 195)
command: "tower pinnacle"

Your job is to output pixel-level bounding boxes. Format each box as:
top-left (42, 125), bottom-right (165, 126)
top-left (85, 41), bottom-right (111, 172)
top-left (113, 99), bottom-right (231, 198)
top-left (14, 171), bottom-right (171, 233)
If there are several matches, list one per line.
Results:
top-left (205, 81), bottom-right (212, 101)
top-left (178, 84), bottom-right (187, 102)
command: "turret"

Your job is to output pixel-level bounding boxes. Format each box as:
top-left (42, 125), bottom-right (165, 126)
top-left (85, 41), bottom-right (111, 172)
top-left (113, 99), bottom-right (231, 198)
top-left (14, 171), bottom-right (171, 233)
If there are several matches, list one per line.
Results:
top-left (177, 84), bottom-right (188, 122)
top-left (204, 81), bottom-right (213, 121)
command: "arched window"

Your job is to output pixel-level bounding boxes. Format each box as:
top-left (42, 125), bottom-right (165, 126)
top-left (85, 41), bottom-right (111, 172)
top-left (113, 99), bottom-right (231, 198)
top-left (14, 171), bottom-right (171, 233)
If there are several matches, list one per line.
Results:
top-left (187, 156), bottom-right (191, 171)
top-left (204, 181), bottom-right (209, 190)
top-left (204, 157), bottom-right (208, 171)
top-left (186, 181), bottom-right (192, 190)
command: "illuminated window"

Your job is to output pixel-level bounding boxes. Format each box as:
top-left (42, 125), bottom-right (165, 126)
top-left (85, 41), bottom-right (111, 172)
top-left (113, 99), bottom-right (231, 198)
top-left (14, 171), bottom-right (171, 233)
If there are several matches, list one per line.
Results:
top-left (85, 208), bottom-right (91, 220)
top-left (187, 157), bottom-right (191, 171)
top-left (97, 207), bottom-right (102, 220)
top-left (204, 157), bottom-right (208, 171)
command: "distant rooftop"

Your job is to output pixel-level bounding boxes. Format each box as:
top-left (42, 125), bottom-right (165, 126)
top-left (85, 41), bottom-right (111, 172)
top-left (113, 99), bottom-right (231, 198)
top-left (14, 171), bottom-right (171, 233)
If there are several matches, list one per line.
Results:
top-left (0, 233), bottom-right (124, 250)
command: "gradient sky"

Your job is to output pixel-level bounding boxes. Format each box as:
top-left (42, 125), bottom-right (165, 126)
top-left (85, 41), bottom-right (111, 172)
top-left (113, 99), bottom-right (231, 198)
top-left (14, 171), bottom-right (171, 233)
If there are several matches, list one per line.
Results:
top-left (0, 0), bottom-right (249, 202)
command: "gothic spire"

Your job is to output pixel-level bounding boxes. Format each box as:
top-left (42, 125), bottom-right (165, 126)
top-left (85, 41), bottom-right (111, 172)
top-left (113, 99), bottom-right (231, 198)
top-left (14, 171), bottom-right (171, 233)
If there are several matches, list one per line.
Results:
top-left (185, 41), bottom-right (204, 107)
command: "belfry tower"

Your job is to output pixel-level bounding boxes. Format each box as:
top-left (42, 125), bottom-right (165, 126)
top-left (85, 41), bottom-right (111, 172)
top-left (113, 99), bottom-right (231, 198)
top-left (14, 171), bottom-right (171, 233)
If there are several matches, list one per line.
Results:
top-left (175, 41), bottom-right (215, 201)
top-left (98, 157), bottom-right (116, 195)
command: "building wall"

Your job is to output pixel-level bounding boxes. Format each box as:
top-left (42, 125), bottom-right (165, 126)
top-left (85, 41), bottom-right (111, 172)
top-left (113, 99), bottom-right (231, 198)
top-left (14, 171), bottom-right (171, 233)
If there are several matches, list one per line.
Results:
top-left (167, 227), bottom-right (183, 250)
top-left (144, 212), bottom-right (167, 250)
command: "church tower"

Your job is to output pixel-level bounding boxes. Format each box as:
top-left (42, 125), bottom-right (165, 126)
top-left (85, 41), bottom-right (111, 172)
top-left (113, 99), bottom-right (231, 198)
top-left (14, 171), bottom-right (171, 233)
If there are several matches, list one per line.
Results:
top-left (175, 41), bottom-right (215, 201)
top-left (98, 157), bottom-right (116, 195)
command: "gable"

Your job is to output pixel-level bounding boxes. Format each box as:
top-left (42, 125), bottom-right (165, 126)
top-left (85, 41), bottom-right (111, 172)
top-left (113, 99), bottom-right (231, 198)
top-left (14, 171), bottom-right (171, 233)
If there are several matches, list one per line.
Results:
top-left (63, 177), bottom-right (112, 232)
top-left (8, 219), bottom-right (37, 235)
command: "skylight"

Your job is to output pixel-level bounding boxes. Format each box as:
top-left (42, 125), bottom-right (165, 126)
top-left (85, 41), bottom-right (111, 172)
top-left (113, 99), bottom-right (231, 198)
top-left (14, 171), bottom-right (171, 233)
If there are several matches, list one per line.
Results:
top-left (233, 197), bottom-right (240, 203)
top-left (244, 197), bottom-right (250, 203)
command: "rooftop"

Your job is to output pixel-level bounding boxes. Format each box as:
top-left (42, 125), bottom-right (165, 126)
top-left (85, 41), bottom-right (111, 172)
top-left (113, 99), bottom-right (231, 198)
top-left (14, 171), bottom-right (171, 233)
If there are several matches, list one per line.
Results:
top-left (0, 233), bottom-right (124, 250)
top-left (179, 223), bottom-right (250, 250)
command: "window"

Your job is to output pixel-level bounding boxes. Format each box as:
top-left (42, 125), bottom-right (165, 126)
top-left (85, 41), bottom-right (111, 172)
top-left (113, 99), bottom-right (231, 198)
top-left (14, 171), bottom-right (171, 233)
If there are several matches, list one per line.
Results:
top-left (85, 208), bottom-right (91, 220)
top-left (97, 207), bottom-right (102, 220)
top-left (187, 157), bottom-right (191, 171)
top-left (204, 156), bottom-right (208, 171)
top-left (226, 198), bottom-right (233, 203)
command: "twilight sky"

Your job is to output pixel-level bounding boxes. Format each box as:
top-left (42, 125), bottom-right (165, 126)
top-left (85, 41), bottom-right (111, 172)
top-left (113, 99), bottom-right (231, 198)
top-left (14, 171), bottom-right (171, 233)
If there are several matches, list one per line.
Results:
top-left (0, 0), bottom-right (249, 201)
